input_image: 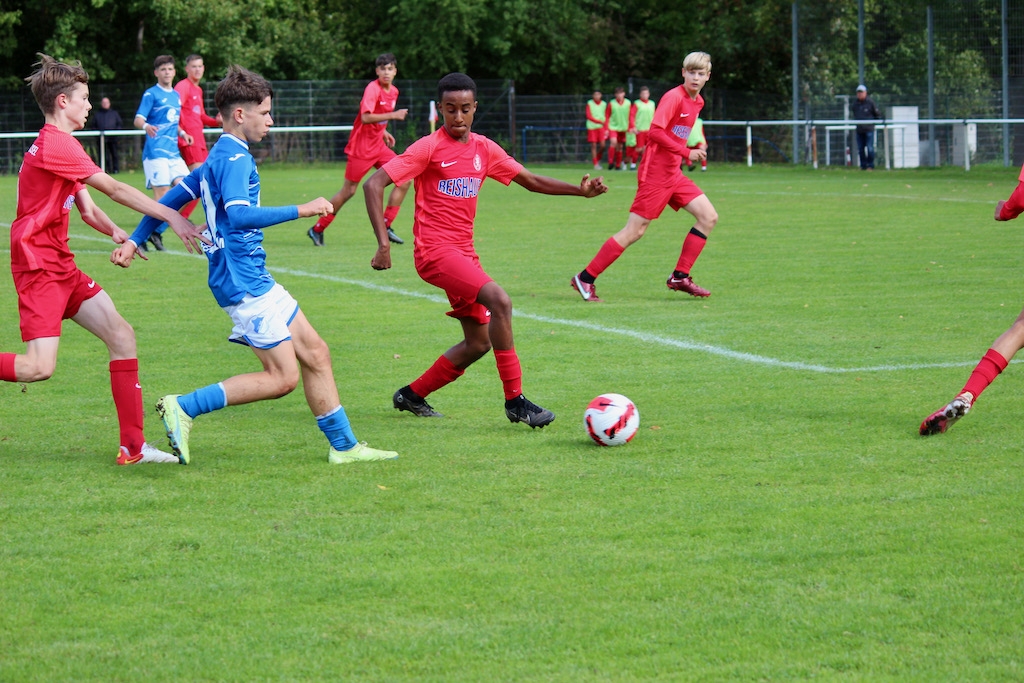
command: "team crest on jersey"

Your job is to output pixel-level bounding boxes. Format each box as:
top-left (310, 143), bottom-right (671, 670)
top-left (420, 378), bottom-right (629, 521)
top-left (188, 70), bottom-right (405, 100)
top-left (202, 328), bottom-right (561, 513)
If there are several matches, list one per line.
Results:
top-left (473, 154), bottom-right (481, 171)
top-left (27, 144), bottom-right (38, 156)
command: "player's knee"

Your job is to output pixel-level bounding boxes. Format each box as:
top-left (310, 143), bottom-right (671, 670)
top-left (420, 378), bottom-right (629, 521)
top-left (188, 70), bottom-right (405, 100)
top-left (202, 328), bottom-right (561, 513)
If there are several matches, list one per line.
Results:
top-left (271, 370), bottom-right (300, 398)
top-left (21, 357), bottom-right (56, 382)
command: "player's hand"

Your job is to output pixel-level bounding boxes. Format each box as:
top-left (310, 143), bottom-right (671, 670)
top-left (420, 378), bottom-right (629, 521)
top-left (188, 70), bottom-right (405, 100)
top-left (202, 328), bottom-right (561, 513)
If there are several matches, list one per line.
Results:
top-left (298, 197), bottom-right (334, 218)
top-left (145, 124), bottom-right (157, 138)
top-left (383, 130), bottom-right (396, 149)
top-left (689, 148), bottom-right (707, 162)
top-left (111, 227), bottom-right (129, 245)
top-left (995, 200), bottom-right (1007, 221)
top-left (182, 132), bottom-right (194, 146)
top-left (111, 241), bottom-right (144, 267)
top-left (394, 108), bottom-right (409, 121)
top-left (167, 214), bottom-right (210, 253)
top-left (579, 173), bottom-right (608, 198)
top-left (371, 245), bottom-right (392, 270)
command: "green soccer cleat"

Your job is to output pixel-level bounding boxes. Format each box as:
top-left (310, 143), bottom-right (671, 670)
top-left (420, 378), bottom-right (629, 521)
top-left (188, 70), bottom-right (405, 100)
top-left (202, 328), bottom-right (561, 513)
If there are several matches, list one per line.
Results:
top-left (328, 442), bottom-right (399, 464)
top-left (156, 394), bottom-right (193, 465)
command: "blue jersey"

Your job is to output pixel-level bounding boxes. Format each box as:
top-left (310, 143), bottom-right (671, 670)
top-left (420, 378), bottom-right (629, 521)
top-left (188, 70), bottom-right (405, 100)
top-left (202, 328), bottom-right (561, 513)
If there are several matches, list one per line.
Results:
top-left (135, 84), bottom-right (182, 161)
top-left (129, 133), bottom-right (300, 309)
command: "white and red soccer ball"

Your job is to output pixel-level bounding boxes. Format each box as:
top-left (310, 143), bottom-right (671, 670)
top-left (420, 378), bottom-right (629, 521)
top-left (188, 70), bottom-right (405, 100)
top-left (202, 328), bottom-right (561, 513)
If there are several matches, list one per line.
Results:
top-left (584, 393), bottom-right (640, 446)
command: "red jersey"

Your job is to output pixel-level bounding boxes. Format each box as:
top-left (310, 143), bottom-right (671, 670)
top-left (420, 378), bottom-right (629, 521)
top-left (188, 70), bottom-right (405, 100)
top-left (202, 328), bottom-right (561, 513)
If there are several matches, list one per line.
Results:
top-left (638, 85), bottom-right (704, 185)
top-left (174, 79), bottom-right (218, 140)
top-left (10, 124), bottom-right (101, 274)
top-left (382, 129), bottom-right (523, 263)
top-left (345, 79), bottom-right (400, 160)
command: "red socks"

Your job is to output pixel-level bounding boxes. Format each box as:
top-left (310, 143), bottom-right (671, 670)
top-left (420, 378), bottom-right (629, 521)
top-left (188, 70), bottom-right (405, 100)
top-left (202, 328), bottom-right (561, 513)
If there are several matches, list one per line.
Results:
top-left (584, 237), bottom-right (626, 279)
top-left (109, 358), bottom-right (145, 454)
top-left (961, 348), bottom-right (1009, 401)
top-left (312, 213), bottom-right (336, 233)
top-left (384, 205), bottom-right (400, 227)
top-left (410, 354), bottom-right (464, 398)
top-left (493, 348), bottom-right (522, 400)
top-left (0, 353), bottom-right (16, 382)
top-left (675, 228), bottom-right (708, 275)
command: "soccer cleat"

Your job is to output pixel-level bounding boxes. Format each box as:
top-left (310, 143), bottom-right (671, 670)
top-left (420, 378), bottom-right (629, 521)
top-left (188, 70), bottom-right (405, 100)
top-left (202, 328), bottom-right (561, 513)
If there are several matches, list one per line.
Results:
top-left (666, 275), bottom-right (711, 298)
top-left (505, 395), bottom-right (555, 429)
top-left (329, 442), bottom-right (399, 464)
top-left (629, 162), bottom-right (636, 170)
top-left (156, 394), bottom-right (193, 465)
top-left (148, 232), bottom-right (166, 251)
top-left (307, 226), bottom-right (324, 247)
top-left (619, 162), bottom-right (627, 171)
top-left (393, 388), bottom-right (443, 417)
top-left (137, 240), bottom-right (148, 254)
top-left (919, 393), bottom-right (974, 436)
top-left (594, 163), bottom-right (601, 170)
top-left (570, 274), bottom-right (603, 302)
top-left (608, 162), bottom-right (615, 171)
top-left (116, 447), bottom-right (143, 466)
top-left (386, 227), bottom-right (405, 244)
top-left (995, 200), bottom-right (1007, 221)
top-left (116, 442), bottom-right (180, 465)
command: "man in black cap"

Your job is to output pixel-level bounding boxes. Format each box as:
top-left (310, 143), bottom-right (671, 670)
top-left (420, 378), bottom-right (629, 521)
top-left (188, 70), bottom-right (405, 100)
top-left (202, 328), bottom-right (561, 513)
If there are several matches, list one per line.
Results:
top-left (852, 84), bottom-right (881, 170)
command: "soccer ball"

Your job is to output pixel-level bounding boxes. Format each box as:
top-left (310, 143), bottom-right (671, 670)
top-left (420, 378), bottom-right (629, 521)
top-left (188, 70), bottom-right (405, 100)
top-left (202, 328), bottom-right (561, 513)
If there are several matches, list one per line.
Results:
top-left (584, 393), bottom-right (640, 446)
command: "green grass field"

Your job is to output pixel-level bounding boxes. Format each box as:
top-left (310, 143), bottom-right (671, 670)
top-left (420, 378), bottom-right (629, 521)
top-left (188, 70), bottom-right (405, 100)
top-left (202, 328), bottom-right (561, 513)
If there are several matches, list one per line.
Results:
top-left (2, 161), bottom-right (1024, 680)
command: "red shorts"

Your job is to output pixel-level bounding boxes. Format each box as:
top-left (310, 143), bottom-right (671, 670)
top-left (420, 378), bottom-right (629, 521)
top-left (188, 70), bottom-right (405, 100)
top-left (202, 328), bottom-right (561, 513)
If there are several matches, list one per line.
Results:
top-left (416, 249), bottom-right (493, 325)
top-left (179, 138), bottom-right (209, 166)
top-left (630, 172), bottom-right (704, 220)
top-left (608, 130), bottom-right (627, 144)
top-left (14, 268), bottom-right (103, 342)
top-left (587, 128), bottom-right (608, 144)
top-left (635, 131), bottom-right (650, 149)
top-left (345, 146), bottom-right (398, 184)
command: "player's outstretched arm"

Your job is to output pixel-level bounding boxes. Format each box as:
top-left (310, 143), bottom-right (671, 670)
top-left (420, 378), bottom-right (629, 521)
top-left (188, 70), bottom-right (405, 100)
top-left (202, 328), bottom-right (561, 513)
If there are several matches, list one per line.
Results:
top-left (85, 171), bottom-right (207, 253)
top-left (75, 187), bottom-right (128, 243)
top-left (364, 168), bottom-right (396, 270)
top-left (512, 169), bottom-right (608, 198)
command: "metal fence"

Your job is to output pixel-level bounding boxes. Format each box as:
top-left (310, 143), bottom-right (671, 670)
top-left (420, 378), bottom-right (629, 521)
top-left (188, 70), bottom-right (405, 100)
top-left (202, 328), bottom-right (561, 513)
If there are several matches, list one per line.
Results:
top-left (2, 77), bottom-right (1024, 172)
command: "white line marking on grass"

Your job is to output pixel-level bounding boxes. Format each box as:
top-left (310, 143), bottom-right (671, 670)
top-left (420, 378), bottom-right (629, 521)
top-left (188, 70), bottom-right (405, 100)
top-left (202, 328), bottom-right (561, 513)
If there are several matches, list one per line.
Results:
top-left (42, 235), bottom-right (983, 375)
top-left (716, 189), bottom-right (996, 205)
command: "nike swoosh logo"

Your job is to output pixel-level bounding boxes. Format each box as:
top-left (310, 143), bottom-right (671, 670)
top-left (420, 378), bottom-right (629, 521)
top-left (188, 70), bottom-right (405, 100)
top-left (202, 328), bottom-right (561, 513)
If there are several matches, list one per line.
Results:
top-left (681, 114), bottom-right (690, 118)
top-left (87, 281), bottom-right (96, 288)
top-left (135, 383), bottom-right (142, 389)
top-left (440, 161), bottom-right (457, 168)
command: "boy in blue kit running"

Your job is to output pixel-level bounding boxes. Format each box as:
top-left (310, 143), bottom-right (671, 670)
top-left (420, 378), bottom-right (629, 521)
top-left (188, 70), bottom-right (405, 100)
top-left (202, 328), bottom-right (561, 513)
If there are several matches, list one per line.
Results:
top-left (112, 65), bottom-right (398, 465)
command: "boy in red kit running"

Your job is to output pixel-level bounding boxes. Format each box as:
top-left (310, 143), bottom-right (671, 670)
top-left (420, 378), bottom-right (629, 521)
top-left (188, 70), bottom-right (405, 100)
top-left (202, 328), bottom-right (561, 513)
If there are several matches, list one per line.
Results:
top-left (920, 164), bottom-right (1024, 435)
top-left (175, 54), bottom-right (221, 219)
top-left (571, 52), bottom-right (718, 302)
top-left (364, 72), bottom-right (607, 428)
top-left (308, 53), bottom-right (409, 247)
top-left (2, 54), bottom-right (205, 464)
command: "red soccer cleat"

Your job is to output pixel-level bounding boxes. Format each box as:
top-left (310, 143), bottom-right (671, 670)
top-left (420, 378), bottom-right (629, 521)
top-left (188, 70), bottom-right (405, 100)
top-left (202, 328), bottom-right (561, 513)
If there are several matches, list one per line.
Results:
top-left (666, 275), bottom-right (710, 297)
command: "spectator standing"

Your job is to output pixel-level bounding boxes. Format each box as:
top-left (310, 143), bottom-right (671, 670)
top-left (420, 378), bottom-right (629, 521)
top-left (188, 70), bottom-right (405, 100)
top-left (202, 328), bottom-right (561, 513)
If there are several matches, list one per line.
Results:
top-left (852, 84), bottom-right (881, 170)
top-left (92, 96), bottom-right (122, 173)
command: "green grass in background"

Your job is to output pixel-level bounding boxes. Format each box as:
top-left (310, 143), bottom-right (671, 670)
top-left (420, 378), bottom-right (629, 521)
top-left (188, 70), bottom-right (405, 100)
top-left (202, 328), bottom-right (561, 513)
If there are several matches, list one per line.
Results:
top-left (1, 162), bottom-right (1023, 680)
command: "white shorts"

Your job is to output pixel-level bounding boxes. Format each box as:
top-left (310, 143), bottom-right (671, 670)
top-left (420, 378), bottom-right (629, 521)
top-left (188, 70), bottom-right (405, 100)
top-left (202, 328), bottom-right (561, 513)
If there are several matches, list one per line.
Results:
top-left (143, 156), bottom-right (190, 189)
top-left (223, 283), bottom-right (299, 349)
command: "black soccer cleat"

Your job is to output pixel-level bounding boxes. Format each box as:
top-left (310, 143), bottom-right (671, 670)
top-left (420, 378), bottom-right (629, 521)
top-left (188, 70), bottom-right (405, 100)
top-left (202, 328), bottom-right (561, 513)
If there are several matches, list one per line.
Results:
top-left (393, 387), bottom-right (443, 417)
top-left (148, 232), bottom-right (166, 251)
top-left (386, 227), bottom-right (405, 244)
top-left (307, 226), bottom-right (324, 247)
top-left (505, 394), bottom-right (555, 429)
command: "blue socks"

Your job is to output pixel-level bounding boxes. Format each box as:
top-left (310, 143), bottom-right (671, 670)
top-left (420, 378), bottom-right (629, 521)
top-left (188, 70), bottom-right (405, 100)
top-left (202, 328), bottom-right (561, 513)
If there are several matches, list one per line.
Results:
top-left (177, 383), bottom-right (228, 419)
top-left (317, 406), bottom-right (357, 451)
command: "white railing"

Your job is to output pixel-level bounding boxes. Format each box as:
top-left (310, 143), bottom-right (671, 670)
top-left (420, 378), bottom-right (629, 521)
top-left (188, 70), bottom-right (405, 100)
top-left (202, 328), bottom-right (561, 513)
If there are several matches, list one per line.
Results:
top-left (0, 125), bottom-right (352, 173)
